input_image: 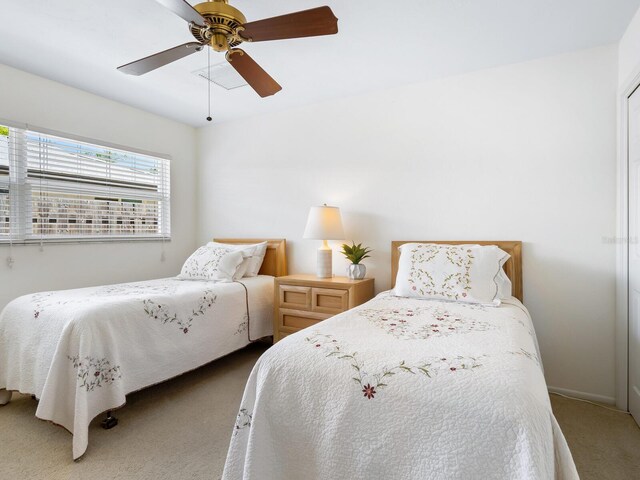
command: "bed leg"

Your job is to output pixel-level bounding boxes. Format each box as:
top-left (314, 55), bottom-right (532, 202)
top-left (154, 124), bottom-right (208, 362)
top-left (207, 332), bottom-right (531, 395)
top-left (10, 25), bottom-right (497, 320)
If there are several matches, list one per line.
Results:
top-left (0, 389), bottom-right (12, 406)
top-left (101, 411), bottom-right (118, 430)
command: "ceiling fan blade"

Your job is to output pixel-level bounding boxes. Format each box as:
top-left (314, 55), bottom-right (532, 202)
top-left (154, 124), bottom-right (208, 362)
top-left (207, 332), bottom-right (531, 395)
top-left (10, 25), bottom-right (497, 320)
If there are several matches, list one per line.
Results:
top-left (226, 49), bottom-right (282, 98)
top-left (155, 0), bottom-right (206, 25)
top-left (240, 6), bottom-right (338, 42)
top-left (118, 42), bottom-right (204, 75)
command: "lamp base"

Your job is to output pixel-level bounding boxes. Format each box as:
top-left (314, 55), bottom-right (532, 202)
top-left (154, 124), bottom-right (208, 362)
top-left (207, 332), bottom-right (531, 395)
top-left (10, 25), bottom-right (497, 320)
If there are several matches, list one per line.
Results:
top-left (316, 247), bottom-right (332, 278)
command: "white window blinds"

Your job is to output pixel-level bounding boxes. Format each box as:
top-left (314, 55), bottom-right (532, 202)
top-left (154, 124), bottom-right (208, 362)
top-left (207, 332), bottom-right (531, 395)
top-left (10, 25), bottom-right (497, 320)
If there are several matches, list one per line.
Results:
top-left (0, 123), bottom-right (170, 243)
top-left (0, 126), bottom-right (9, 238)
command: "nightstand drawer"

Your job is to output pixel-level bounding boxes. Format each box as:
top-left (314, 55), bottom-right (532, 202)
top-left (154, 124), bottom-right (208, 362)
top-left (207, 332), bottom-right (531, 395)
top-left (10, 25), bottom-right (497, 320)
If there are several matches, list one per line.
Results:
top-left (279, 285), bottom-right (311, 310)
top-left (279, 309), bottom-right (331, 330)
top-left (312, 288), bottom-right (348, 314)
top-left (273, 275), bottom-right (375, 344)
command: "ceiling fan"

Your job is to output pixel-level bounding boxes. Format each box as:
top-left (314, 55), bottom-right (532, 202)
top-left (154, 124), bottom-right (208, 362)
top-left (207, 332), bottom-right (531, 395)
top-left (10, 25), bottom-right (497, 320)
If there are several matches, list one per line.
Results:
top-left (118, 0), bottom-right (339, 100)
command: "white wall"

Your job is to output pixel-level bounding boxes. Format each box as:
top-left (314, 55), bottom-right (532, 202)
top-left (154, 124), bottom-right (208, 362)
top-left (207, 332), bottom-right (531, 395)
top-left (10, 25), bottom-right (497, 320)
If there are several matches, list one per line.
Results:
top-left (197, 45), bottom-right (618, 401)
top-left (619, 7), bottom-right (640, 88)
top-left (0, 64), bottom-right (198, 310)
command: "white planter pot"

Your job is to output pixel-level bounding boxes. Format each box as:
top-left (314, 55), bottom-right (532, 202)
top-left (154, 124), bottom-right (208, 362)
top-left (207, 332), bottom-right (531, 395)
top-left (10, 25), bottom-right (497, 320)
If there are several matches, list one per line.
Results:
top-left (347, 263), bottom-right (366, 280)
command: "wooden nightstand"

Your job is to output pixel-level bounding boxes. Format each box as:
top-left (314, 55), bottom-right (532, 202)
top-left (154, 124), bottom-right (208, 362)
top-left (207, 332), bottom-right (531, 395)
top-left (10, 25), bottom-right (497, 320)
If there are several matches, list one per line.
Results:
top-left (274, 274), bottom-right (375, 343)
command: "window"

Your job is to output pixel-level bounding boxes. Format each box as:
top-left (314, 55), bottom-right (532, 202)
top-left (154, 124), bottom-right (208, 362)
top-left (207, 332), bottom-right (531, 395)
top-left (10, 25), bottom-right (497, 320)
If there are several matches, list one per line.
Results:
top-left (0, 123), bottom-right (170, 243)
top-left (0, 126), bottom-right (9, 237)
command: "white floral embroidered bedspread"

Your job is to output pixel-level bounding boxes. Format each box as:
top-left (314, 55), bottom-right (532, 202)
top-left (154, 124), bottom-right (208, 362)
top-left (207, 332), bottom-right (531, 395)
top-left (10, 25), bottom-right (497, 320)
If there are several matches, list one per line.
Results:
top-left (223, 291), bottom-right (579, 480)
top-left (0, 276), bottom-right (273, 460)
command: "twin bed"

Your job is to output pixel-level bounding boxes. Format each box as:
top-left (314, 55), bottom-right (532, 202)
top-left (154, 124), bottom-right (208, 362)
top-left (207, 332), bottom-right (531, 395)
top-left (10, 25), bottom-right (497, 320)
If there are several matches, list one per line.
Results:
top-left (0, 238), bottom-right (579, 479)
top-left (0, 238), bottom-right (287, 460)
top-left (222, 241), bottom-right (579, 480)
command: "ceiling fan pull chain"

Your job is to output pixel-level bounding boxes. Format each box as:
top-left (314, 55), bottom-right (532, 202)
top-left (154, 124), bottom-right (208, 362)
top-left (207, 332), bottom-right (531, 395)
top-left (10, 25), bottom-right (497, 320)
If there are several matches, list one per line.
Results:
top-left (207, 46), bottom-right (212, 122)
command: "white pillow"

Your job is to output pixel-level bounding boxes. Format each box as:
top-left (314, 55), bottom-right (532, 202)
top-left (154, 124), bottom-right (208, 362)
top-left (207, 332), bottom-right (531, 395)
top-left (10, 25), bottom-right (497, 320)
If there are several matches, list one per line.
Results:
top-left (208, 241), bottom-right (268, 277)
top-left (233, 257), bottom-right (251, 280)
top-left (245, 242), bottom-right (268, 276)
top-left (394, 243), bottom-right (510, 306)
top-left (178, 245), bottom-right (244, 282)
top-left (496, 269), bottom-right (513, 300)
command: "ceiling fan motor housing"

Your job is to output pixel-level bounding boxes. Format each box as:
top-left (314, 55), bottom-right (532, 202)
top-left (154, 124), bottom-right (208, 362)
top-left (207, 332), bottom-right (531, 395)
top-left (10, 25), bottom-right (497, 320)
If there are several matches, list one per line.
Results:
top-left (191, 0), bottom-right (247, 52)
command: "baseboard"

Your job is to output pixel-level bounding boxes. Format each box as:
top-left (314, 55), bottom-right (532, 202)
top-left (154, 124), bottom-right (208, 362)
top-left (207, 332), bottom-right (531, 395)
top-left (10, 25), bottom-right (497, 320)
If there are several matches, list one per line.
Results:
top-left (547, 386), bottom-right (616, 406)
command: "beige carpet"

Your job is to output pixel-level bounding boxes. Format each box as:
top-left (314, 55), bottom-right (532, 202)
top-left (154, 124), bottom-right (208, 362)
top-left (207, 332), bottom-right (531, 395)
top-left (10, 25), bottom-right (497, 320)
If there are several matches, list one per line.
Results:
top-left (1, 342), bottom-right (639, 480)
top-left (0, 343), bottom-right (268, 480)
top-left (550, 393), bottom-right (640, 480)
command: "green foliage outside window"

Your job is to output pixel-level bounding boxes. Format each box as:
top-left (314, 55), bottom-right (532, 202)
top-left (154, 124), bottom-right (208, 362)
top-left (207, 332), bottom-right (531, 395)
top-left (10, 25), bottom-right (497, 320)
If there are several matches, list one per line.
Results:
top-left (0, 126), bottom-right (8, 136)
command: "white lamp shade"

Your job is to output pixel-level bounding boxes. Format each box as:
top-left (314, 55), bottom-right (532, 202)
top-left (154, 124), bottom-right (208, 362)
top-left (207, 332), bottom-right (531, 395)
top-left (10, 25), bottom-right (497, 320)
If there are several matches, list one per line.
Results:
top-left (303, 205), bottom-right (345, 240)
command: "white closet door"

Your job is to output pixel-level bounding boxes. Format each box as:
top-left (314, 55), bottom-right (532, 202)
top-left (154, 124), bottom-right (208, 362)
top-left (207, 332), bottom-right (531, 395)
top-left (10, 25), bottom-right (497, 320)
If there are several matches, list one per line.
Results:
top-left (628, 86), bottom-right (640, 423)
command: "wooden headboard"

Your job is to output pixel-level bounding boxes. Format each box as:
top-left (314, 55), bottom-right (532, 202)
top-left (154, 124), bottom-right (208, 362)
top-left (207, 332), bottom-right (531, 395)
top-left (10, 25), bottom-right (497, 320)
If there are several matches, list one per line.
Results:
top-left (391, 241), bottom-right (523, 302)
top-left (213, 238), bottom-right (288, 277)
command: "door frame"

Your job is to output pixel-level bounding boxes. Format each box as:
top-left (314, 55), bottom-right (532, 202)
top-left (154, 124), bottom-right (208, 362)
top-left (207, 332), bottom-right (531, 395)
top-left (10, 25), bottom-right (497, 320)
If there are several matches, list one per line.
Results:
top-left (617, 70), bottom-right (640, 411)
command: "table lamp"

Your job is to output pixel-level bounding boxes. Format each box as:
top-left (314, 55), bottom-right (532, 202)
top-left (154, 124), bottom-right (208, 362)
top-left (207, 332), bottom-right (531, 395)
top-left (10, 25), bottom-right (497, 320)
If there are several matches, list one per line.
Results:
top-left (303, 204), bottom-right (345, 278)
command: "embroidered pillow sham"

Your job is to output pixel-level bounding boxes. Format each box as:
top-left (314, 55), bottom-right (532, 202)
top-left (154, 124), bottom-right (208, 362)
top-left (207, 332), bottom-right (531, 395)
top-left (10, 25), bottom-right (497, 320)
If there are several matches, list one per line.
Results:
top-left (244, 241), bottom-right (268, 276)
top-left (178, 245), bottom-right (245, 282)
top-left (394, 243), bottom-right (510, 306)
top-left (495, 269), bottom-right (513, 300)
top-left (207, 241), bottom-right (268, 277)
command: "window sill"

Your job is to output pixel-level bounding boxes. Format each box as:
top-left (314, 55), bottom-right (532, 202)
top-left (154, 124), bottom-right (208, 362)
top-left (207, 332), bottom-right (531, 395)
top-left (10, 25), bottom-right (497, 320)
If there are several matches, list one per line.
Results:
top-left (0, 236), bottom-right (171, 246)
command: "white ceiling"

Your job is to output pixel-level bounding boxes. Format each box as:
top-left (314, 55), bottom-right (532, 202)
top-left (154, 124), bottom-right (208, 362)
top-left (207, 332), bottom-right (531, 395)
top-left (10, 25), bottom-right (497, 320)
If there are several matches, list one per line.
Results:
top-left (0, 0), bottom-right (638, 127)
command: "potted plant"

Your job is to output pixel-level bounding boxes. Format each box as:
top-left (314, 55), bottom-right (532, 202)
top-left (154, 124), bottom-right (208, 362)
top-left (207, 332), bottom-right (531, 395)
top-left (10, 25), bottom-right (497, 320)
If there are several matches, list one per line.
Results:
top-left (340, 242), bottom-right (372, 280)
